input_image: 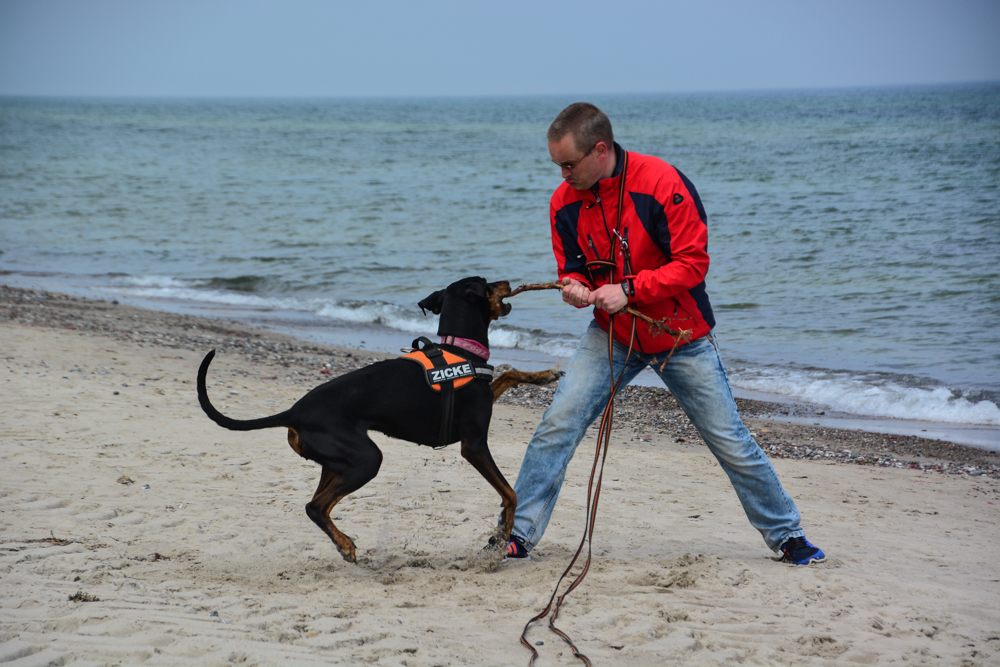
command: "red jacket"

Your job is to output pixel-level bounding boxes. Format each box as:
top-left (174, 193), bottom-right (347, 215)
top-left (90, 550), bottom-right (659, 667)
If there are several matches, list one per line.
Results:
top-left (550, 143), bottom-right (715, 353)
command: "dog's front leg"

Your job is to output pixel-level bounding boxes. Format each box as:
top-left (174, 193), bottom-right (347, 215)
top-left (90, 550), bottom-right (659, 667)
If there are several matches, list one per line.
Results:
top-left (460, 437), bottom-right (517, 539)
top-left (490, 368), bottom-right (563, 402)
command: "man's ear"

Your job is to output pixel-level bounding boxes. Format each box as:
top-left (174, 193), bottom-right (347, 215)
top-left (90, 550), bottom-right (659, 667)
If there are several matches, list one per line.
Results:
top-left (462, 281), bottom-right (488, 303)
top-left (417, 289), bottom-right (446, 315)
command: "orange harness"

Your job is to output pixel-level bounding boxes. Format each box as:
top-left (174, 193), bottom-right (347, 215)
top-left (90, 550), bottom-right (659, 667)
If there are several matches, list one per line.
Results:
top-left (401, 337), bottom-right (493, 447)
top-left (402, 348), bottom-right (478, 391)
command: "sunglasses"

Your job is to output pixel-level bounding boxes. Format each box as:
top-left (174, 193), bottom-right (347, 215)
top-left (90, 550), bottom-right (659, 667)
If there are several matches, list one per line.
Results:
top-left (551, 143), bottom-right (596, 171)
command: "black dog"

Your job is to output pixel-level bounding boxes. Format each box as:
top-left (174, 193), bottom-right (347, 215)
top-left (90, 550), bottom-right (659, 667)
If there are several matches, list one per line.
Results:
top-left (197, 277), bottom-right (558, 562)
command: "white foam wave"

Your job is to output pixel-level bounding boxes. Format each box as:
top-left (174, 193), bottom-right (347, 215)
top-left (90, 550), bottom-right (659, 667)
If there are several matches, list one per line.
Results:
top-left (109, 276), bottom-right (439, 333)
top-left (315, 302), bottom-right (434, 335)
top-left (486, 326), bottom-right (579, 359)
top-left (106, 275), bottom-right (1000, 427)
top-left (108, 274), bottom-right (583, 356)
top-left (730, 367), bottom-right (1000, 426)
top-left (109, 278), bottom-right (294, 309)
top-left (115, 274), bottom-right (197, 289)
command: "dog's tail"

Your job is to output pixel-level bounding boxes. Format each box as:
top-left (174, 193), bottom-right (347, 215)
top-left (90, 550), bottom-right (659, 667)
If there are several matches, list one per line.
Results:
top-left (197, 350), bottom-right (292, 431)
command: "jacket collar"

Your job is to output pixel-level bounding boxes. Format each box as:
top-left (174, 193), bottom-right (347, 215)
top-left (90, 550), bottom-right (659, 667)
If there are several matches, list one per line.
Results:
top-left (590, 142), bottom-right (625, 196)
top-left (610, 142), bottom-right (625, 179)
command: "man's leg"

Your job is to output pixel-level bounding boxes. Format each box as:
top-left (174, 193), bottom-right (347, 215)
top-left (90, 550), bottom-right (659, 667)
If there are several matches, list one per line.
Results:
top-left (653, 333), bottom-right (805, 551)
top-left (510, 321), bottom-right (646, 552)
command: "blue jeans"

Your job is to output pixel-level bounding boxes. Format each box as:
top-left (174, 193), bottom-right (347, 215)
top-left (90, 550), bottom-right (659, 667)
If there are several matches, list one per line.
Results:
top-left (510, 321), bottom-right (803, 552)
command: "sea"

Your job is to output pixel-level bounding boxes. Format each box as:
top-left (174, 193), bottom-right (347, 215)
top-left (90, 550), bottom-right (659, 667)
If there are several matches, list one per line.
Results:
top-left (2, 84), bottom-right (999, 449)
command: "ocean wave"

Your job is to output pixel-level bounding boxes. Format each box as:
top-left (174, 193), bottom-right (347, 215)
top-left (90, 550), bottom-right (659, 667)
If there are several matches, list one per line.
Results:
top-left (486, 325), bottom-right (580, 359)
top-left (113, 275), bottom-right (193, 289)
top-left (107, 274), bottom-right (584, 357)
top-left (104, 274), bottom-right (1000, 427)
top-left (729, 366), bottom-right (1000, 426)
top-left (108, 275), bottom-right (291, 309)
top-left (315, 301), bottom-right (434, 334)
top-left (108, 275), bottom-right (438, 331)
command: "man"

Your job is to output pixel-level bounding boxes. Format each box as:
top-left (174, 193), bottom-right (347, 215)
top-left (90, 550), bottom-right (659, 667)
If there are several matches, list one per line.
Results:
top-left (500, 102), bottom-right (824, 565)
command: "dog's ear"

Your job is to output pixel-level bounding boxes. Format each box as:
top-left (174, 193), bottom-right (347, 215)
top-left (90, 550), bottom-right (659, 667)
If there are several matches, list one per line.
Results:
top-left (462, 281), bottom-right (488, 304)
top-left (417, 289), bottom-right (446, 316)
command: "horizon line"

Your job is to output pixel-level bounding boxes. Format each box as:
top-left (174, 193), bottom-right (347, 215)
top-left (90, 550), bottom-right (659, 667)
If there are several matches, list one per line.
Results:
top-left (2, 79), bottom-right (998, 102)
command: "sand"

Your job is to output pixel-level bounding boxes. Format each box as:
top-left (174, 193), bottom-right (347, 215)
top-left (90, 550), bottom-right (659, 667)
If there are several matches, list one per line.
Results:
top-left (2, 288), bottom-right (999, 666)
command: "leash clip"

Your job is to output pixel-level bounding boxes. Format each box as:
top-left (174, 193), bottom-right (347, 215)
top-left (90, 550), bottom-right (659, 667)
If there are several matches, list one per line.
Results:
top-left (613, 227), bottom-right (628, 252)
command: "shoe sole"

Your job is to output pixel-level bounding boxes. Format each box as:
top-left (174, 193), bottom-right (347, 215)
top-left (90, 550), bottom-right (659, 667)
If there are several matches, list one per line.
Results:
top-left (781, 555), bottom-right (826, 565)
top-left (502, 555), bottom-right (531, 563)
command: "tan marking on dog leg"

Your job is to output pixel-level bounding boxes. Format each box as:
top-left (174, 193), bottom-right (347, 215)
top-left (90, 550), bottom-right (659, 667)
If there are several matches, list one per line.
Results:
top-left (306, 468), bottom-right (358, 563)
top-left (459, 439), bottom-right (517, 539)
top-left (287, 427), bottom-right (302, 455)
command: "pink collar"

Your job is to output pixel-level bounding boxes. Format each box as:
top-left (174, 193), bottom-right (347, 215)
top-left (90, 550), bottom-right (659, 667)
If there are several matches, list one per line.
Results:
top-left (441, 336), bottom-right (490, 361)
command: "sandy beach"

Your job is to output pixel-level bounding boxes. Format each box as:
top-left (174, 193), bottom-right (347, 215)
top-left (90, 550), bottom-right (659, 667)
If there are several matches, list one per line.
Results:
top-left (2, 286), bottom-right (999, 667)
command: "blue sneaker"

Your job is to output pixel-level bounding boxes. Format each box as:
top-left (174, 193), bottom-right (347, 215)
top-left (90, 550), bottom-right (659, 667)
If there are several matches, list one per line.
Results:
top-left (486, 534), bottom-right (530, 561)
top-left (779, 536), bottom-right (826, 564)
top-left (504, 536), bottom-right (530, 561)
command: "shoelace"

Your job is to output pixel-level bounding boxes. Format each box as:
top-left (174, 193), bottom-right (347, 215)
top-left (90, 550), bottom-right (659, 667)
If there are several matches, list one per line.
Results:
top-left (781, 537), bottom-right (812, 560)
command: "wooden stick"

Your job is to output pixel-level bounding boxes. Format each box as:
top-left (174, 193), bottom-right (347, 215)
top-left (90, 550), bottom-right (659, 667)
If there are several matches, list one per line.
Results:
top-left (505, 281), bottom-right (563, 298)
top-left (505, 281), bottom-right (691, 341)
top-left (622, 307), bottom-right (690, 342)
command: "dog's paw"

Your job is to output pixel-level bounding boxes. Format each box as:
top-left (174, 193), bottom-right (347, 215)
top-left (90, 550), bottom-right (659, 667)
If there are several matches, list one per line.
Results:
top-left (540, 368), bottom-right (564, 384)
top-left (336, 536), bottom-right (358, 563)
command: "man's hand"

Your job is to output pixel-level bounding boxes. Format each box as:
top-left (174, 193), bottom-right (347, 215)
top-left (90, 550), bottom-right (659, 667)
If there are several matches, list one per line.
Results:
top-left (590, 283), bottom-right (628, 314)
top-left (560, 277), bottom-right (592, 308)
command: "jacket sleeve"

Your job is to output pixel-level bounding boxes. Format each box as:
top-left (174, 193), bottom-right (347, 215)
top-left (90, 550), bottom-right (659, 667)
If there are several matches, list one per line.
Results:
top-left (631, 169), bottom-right (709, 305)
top-left (550, 199), bottom-right (593, 291)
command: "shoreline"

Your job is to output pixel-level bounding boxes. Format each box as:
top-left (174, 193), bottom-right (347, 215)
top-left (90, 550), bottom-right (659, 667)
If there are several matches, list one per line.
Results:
top-left (4, 273), bottom-right (998, 449)
top-left (3, 284), bottom-right (998, 476)
top-left (3, 283), bottom-right (1000, 665)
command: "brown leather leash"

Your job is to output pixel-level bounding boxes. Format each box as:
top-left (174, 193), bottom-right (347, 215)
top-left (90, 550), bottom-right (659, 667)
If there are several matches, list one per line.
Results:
top-left (519, 313), bottom-right (636, 667)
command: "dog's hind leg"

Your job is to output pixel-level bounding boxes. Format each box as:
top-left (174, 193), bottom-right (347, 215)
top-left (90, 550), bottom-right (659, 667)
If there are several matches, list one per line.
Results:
top-left (304, 431), bottom-right (383, 564)
top-left (459, 438), bottom-right (517, 540)
top-left (306, 468), bottom-right (359, 562)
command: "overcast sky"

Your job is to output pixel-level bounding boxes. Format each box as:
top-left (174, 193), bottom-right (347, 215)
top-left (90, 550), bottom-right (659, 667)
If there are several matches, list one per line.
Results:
top-left (1, 0), bottom-right (998, 98)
